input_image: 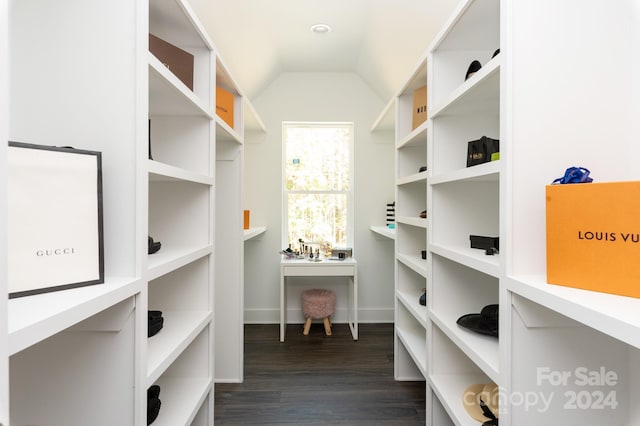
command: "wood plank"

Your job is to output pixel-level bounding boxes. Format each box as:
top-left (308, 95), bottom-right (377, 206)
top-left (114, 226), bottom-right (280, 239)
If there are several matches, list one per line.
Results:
top-left (215, 323), bottom-right (425, 424)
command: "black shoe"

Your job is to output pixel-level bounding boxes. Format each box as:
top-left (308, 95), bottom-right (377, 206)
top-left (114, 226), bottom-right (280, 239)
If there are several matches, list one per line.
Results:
top-left (147, 385), bottom-right (161, 425)
top-left (465, 60), bottom-right (482, 81)
top-left (491, 48), bottom-right (500, 59)
top-left (419, 289), bottom-right (426, 306)
top-left (148, 311), bottom-right (164, 337)
top-left (148, 236), bottom-right (161, 255)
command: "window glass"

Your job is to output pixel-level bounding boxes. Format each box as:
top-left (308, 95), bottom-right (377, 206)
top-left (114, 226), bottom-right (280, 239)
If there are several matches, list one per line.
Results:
top-left (283, 123), bottom-right (353, 250)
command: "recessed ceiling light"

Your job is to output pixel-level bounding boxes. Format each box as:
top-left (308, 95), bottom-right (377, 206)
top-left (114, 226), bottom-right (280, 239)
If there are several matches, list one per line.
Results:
top-left (310, 23), bottom-right (331, 34)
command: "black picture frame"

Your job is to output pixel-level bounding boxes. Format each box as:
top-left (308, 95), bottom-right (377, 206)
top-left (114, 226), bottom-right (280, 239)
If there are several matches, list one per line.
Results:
top-left (7, 141), bottom-right (104, 298)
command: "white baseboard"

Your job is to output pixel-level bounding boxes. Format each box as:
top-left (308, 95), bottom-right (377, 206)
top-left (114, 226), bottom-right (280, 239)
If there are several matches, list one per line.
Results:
top-left (243, 307), bottom-right (394, 324)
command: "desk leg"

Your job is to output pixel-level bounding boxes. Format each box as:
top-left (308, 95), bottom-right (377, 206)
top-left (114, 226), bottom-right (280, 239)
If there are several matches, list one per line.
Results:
top-left (280, 270), bottom-right (286, 342)
top-left (349, 274), bottom-right (358, 340)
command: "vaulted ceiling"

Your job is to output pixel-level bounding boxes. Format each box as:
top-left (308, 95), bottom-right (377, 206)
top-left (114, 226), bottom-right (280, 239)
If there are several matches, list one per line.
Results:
top-left (190, 0), bottom-right (459, 102)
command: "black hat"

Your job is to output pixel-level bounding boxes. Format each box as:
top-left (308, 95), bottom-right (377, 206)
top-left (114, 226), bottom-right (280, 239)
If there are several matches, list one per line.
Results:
top-left (457, 304), bottom-right (498, 337)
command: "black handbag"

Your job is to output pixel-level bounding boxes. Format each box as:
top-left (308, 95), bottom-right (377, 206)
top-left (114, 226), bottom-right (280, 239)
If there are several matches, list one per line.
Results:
top-left (467, 136), bottom-right (499, 167)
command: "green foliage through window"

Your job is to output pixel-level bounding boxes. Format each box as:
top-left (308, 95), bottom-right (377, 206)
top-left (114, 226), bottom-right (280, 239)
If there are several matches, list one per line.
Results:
top-left (284, 123), bottom-right (353, 249)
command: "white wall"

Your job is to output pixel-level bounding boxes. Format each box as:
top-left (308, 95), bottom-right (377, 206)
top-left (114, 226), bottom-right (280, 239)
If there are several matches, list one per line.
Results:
top-left (244, 72), bottom-right (395, 323)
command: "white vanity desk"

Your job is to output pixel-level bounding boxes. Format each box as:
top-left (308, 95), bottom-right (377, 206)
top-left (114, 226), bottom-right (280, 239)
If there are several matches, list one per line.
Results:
top-left (279, 257), bottom-right (358, 342)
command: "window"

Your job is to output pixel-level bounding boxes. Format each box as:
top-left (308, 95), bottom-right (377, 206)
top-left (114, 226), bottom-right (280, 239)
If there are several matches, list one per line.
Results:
top-left (283, 122), bottom-right (353, 252)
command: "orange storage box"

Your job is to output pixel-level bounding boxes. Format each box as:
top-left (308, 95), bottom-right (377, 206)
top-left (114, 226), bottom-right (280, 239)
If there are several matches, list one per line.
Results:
top-left (243, 210), bottom-right (250, 230)
top-left (216, 86), bottom-right (235, 129)
top-left (546, 181), bottom-right (640, 298)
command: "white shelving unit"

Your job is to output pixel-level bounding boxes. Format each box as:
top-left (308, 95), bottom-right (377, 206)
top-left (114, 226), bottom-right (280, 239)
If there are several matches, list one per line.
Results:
top-left (6, 1), bottom-right (142, 425)
top-left (426, 0), bottom-right (501, 423)
top-left (0, 2), bottom-right (8, 423)
top-left (500, 1), bottom-right (640, 424)
top-left (3, 0), bottom-right (260, 424)
top-left (392, 51), bottom-right (429, 384)
top-left (147, 0), bottom-right (216, 423)
top-left (383, 0), bottom-right (640, 425)
top-left (214, 52), bottom-right (266, 384)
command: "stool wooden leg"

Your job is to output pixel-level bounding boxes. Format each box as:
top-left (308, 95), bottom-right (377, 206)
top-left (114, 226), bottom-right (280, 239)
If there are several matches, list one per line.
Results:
top-left (303, 317), bottom-right (312, 335)
top-left (323, 317), bottom-right (332, 336)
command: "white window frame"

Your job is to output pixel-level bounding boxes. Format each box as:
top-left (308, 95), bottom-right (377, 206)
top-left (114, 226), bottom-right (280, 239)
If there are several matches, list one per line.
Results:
top-left (282, 121), bottom-right (355, 250)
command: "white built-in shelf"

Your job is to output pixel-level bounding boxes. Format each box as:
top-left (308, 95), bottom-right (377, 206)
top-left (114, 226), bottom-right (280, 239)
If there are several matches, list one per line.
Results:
top-left (507, 275), bottom-right (640, 350)
top-left (430, 161), bottom-right (499, 186)
top-left (397, 171), bottom-right (428, 186)
top-left (430, 243), bottom-right (500, 278)
top-left (429, 311), bottom-right (499, 383)
top-left (370, 97), bottom-right (395, 132)
top-left (430, 58), bottom-right (500, 119)
top-left (430, 373), bottom-right (490, 426)
top-left (216, 117), bottom-right (243, 145)
top-left (148, 160), bottom-right (214, 186)
top-left (397, 121), bottom-right (429, 149)
top-left (396, 327), bottom-right (427, 377)
top-left (8, 278), bottom-right (142, 355)
top-left (397, 253), bottom-right (428, 278)
top-left (152, 377), bottom-right (212, 426)
top-left (147, 245), bottom-right (213, 281)
top-left (397, 290), bottom-right (428, 328)
top-left (146, 309), bottom-right (213, 386)
top-left (243, 226), bottom-right (266, 241)
top-left (150, 0), bottom-right (213, 49)
top-left (370, 225), bottom-right (395, 240)
top-left (148, 55), bottom-right (213, 118)
top-left (244, 98), bottom-right (266, 132)
top-left (395, 216), bottom-right (428, 228)
top-left (398, 53), bottom-right (429, 94)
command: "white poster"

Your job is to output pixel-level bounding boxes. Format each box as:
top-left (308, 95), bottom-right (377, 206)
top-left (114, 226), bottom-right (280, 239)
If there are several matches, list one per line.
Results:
top-left (8, 142), bottom-right (103, 298)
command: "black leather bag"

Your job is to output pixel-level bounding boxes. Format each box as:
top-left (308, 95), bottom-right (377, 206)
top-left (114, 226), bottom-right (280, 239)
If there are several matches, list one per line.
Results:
top-left (467, 136), bottom-right (499, 167)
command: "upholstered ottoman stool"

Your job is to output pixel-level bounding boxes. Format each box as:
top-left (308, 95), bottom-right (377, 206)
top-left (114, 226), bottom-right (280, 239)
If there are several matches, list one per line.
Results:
top-left (301, 288), bottom-right (336, 336)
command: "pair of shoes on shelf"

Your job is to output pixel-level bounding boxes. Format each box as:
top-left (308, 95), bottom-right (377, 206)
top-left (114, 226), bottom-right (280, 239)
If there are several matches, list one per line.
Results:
top-left (147, 385), bottom-right (161, 425)
top-left (419, 210), bottom-right (427, 219)
top-left (148, 310), bottom-right (164, 337)
top-left (148, 236), bottom-right (161, 254)
top-left (464, 49), bottom-right (501, 81)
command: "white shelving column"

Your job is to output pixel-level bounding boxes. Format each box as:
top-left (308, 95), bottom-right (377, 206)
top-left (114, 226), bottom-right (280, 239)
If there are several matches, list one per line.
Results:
top-left (7, 1), bottom-right (143, 425)
top-left (426, 0), bottom-right (501, 424)
top-left (0, 0), bottom-right (8, 423)
top-left (213, 47), bottom-right (266, 383)
top-left (214, 56), bottom-right (245, 384)
top-left (393, 55), bottom-right (429, 383)
top-left (502, 1), bottom-right (640, 425)
top-left (147, 0), bottom-right (216, 424)
top-left (370, 99), bottom-right (397, 241)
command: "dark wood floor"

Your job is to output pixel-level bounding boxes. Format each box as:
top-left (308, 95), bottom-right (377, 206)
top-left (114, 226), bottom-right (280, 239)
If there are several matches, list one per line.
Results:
top-left (215, 323), bottom-right (425, 425)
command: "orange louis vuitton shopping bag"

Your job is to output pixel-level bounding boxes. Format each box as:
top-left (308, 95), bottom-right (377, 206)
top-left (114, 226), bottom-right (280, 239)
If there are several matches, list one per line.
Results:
top-left (546, 181), bottom-right (640, 298)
